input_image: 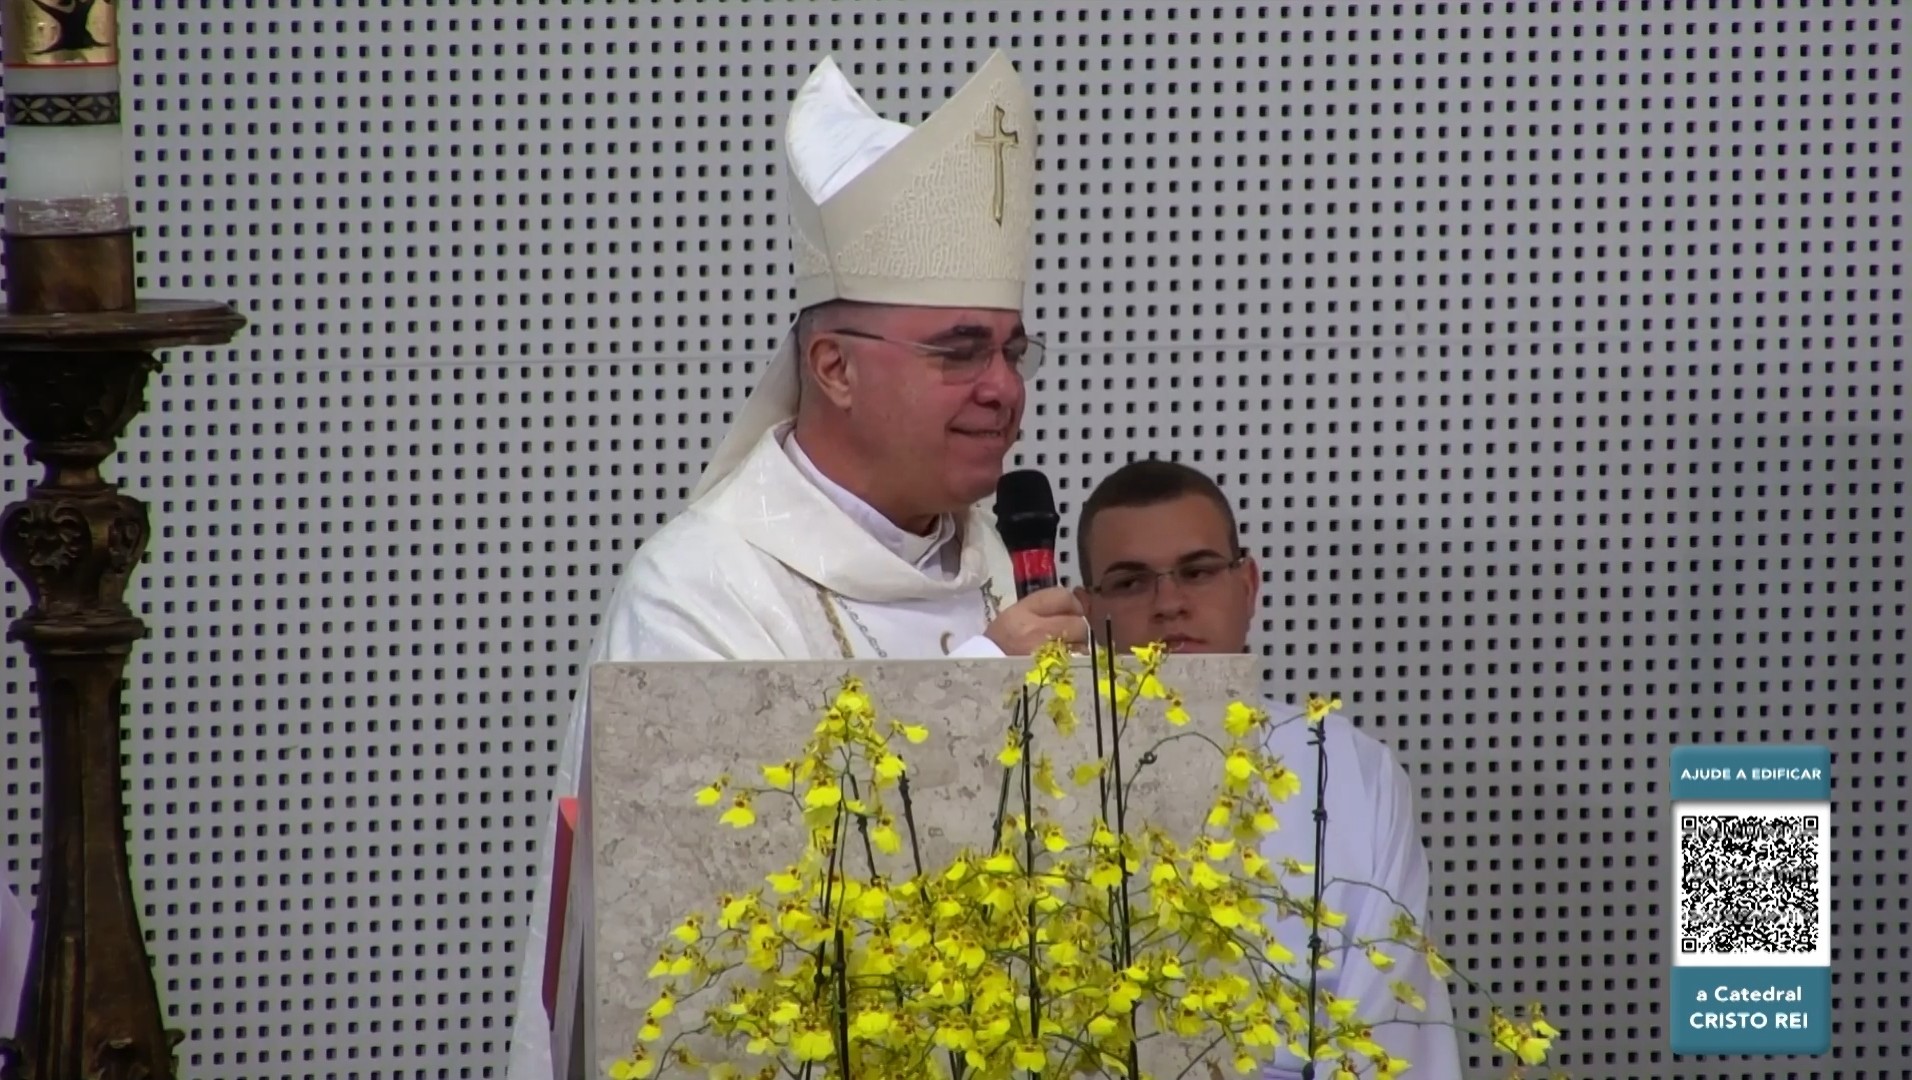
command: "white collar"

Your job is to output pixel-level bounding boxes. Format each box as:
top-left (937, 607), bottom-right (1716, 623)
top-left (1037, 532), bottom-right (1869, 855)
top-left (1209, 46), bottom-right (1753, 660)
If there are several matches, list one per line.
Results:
top-left (780, 425), bottom-right (960, 575)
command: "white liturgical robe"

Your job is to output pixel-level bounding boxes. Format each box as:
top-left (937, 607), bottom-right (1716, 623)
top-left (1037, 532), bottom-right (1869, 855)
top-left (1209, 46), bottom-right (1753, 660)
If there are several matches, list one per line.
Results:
top-left (506, 423), bottom-right (1018, 1080)
top-left (1255, 701), bottom-right (1463, 1080)
top-left (600, 422), bottom-right (1016, 664)
top-left (508, 46), bottom-right (1041, 1080)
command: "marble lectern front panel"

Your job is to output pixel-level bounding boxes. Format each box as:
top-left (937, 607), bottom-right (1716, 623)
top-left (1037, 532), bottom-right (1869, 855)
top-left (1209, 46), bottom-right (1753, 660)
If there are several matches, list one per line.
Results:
top-left (588, 654), bottom-right (1261, 1077)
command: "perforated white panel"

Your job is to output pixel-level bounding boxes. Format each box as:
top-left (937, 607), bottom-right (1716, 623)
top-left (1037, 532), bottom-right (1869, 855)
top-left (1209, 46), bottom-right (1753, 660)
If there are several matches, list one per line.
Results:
top-left (0, 2), bottom-right (1904, 1079)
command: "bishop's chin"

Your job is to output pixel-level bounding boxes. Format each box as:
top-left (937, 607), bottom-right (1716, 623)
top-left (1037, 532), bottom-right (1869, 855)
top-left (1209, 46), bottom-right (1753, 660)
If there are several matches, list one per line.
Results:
top-left (948, 468), bottom-right (1006, 507)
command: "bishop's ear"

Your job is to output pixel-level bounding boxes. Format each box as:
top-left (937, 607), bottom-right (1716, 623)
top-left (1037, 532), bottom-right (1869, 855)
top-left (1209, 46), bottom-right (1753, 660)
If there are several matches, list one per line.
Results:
top-left (802, 332), bottom-right (857, 410)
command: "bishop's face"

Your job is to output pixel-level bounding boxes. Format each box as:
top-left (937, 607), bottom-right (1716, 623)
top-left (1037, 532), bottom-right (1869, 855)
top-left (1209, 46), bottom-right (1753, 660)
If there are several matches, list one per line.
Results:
top-left (840, 305), bottom-right (1029, 521)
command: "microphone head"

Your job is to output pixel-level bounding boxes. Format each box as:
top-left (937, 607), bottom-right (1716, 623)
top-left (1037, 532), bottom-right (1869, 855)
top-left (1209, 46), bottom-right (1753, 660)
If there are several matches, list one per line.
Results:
top-left (994, 469), bottom-right (1058, 551)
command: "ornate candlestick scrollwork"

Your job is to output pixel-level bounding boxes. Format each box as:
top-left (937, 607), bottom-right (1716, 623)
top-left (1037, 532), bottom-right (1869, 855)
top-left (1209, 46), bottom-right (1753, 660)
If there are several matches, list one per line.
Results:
top-left (0, 306), bottom-right (243, 1080)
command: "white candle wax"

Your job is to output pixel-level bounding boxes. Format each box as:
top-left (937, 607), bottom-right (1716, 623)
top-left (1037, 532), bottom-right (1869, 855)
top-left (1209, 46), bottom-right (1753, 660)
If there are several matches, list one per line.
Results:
top-left (3, 15), bottom-right (130, 235)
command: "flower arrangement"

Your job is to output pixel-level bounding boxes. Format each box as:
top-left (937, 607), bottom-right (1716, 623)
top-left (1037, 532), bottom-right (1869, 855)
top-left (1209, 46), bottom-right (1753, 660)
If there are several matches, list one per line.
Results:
top-left (613, 639), bottom-right (1561, 1080)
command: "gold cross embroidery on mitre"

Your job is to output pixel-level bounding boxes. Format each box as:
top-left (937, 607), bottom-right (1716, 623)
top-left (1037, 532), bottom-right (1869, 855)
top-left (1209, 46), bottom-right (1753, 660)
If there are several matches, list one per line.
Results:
top-left (972, 104), bottom-right (1020, 226)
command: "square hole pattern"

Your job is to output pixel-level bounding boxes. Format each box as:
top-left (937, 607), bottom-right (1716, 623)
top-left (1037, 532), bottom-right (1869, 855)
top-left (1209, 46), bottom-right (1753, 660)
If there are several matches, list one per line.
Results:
top-left (0, 3), bottom-right (1904, 1079)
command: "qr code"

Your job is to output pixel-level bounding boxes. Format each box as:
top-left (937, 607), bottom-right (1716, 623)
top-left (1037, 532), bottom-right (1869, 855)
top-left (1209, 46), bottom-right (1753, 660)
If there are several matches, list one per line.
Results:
top-left (1677, 813), bottom-right (1822, 956)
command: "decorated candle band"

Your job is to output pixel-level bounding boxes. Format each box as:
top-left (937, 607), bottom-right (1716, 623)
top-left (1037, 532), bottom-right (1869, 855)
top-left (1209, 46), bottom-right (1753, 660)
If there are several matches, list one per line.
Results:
top-left (2, 0), bottom-right (132, 237)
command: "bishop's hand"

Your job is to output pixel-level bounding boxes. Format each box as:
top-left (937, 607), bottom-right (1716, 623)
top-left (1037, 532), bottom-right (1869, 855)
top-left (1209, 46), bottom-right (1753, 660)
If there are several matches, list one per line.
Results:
top-left (983, 585), bottom-right (1088, 655)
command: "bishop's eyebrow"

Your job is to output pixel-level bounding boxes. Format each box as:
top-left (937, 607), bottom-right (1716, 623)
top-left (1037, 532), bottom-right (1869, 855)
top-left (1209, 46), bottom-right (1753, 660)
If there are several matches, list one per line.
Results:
top-left (929, 322), bottom-right (1025, 345)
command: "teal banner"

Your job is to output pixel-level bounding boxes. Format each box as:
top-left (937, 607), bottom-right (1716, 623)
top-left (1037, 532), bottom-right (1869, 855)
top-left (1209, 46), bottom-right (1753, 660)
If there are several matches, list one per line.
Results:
top-left (1670, 968), bottom-right (1831, 1056)
top-left (1670, 745), bottom-right (1831, 802)
top-left (1670, 743), bottom-right (1832, 1057)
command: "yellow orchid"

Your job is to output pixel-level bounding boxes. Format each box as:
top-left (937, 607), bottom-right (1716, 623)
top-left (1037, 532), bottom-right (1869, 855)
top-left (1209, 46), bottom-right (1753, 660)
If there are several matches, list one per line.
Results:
top-left (1223, 701), bottom-right (1266, 737)
top-left (1304, 693), bottom-right (1344, 723)
top-left (717, 797), bottom-right (756, 829)
top-left (626, 655), bottom-right (1553, 1080)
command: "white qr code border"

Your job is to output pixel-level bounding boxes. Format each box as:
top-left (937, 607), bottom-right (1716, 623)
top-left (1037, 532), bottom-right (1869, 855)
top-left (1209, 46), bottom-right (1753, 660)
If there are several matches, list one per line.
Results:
top-left (1671, 799), bottom-right (1833, 970)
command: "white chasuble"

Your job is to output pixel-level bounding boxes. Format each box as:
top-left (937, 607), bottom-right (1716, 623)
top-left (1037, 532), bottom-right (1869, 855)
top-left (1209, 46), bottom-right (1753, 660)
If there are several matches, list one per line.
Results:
top-left (595, 421), bottom-right (1015, 666)
top-left (508, 425), bottom-right (1017, 1080)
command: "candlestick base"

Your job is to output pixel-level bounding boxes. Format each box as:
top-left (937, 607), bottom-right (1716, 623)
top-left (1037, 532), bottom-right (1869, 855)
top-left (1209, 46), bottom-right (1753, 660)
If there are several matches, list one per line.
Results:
top-left (0, 299), bottom-right (246, 1080)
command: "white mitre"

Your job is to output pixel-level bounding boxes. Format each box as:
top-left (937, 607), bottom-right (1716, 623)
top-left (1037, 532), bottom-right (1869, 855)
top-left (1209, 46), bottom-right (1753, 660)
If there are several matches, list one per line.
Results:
top-left (689, 51), bottom-right (1038, 501)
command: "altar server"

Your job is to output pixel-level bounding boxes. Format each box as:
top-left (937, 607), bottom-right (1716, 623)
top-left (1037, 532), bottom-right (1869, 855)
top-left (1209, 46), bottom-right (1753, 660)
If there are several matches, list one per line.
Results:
top-left (1074, 459), bottom-right (1464, 1080)
top-left (508, 51), bottom-right (1086, 1080)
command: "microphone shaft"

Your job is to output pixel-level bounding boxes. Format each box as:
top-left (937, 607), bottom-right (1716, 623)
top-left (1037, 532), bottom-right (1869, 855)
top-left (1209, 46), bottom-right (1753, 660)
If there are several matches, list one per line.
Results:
top-left (1009, 547), bottom-right (1057, 598)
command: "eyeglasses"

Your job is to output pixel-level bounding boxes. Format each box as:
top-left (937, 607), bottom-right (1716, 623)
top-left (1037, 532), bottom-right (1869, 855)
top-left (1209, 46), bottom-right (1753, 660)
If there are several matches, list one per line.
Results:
top-left (827, 328), bottom-right (1046, 384)
top-left (1091, 555), bottom-right (1244, 602)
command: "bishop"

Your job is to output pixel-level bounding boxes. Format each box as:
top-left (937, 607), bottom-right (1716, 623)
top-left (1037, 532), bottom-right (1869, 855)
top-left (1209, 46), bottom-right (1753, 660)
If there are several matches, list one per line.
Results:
top-left (506, 51), bottom-right (1087, 1080)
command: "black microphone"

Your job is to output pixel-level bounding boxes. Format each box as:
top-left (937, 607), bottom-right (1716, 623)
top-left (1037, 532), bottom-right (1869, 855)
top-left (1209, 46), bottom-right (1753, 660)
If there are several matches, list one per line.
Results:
top-left (993, 469), bottom-right (1060, 599)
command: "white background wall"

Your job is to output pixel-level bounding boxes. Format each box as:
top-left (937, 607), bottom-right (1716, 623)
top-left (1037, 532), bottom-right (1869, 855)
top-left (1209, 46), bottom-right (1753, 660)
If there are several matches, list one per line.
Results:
top-left (1, 2), bottom-right (1904, 1078)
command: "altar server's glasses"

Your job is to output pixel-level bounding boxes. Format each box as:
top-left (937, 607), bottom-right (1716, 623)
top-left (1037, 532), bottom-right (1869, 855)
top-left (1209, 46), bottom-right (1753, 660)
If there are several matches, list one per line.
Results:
top-left (829, 328), bottom-right (1046, 384)
top-left (1091, 555), bottom-right (1245, 602)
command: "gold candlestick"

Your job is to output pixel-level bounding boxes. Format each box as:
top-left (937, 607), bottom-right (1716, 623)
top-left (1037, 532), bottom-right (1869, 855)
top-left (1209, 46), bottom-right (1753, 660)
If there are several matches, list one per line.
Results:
top-left (0, 0), bottom-right (247, 1076)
